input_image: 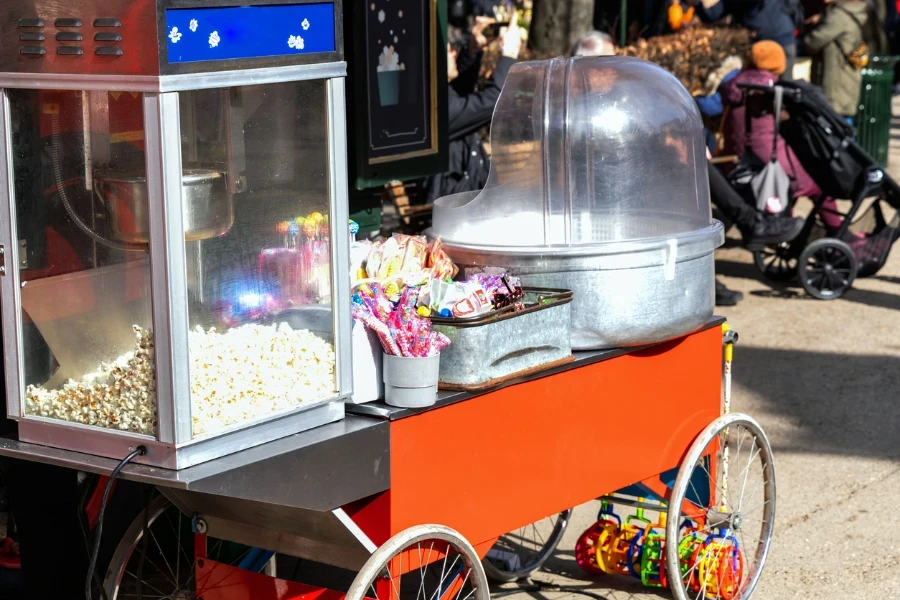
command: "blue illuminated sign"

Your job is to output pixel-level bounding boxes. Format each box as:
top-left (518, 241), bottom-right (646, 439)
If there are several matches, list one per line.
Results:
top-left (165, 3), bottom-right (335, 63)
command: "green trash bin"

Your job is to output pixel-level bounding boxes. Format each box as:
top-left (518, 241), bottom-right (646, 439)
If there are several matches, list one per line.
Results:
top-left (856, 56), bottom-right (899, 166)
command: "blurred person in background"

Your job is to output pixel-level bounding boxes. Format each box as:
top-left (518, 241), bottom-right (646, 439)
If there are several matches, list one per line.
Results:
top-left (424, 19), bottom-right (521, 201)
top-left (721, 41), bottom-right (845, 230)
top-left (695, 55), bottom-right (744, 151)
top-left (698, 0), bottom-right (800, 79)
top-left (805, 0), bottom-right (878, 121)
top-left (571, 31), bottom-right (617, 56)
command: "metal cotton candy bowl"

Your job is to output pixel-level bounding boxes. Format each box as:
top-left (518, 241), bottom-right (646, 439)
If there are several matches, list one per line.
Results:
top-left (429, 56), bottom-right (724, 350)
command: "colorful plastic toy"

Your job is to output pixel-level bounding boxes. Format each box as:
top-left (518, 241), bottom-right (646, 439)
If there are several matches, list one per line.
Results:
top-left (610, 506), bottom-right (651, 576)
top-left (575, 503), bottom-right (621, 575)
top-left (638, 513), bottom-right (667, 587)
top-left (691, 530), bottom-right (744, 600)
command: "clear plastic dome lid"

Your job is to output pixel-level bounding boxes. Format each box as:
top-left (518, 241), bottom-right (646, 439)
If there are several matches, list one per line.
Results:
top-left (432, 56), bottom-right (723, 254)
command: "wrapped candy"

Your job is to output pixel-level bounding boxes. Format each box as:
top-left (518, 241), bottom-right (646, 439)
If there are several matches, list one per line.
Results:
top-left (352, 290), bottom-right (449, 358)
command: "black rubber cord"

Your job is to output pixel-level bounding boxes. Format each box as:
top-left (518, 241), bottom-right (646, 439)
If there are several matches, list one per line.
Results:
top-left (85, 446), bottom-right (146, 600)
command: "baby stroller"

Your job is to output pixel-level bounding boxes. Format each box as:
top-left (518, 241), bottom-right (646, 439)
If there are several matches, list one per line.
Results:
top-left (740, 80), bottom-right (900, 300)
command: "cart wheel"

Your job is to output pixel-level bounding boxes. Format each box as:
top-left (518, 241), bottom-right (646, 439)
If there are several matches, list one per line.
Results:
top-left (482, 509), bottom-right (571, 582)
top-left (798, 238), bottom-right (858, 300)
top-left (753, 245), bottom-right (798, 282)
top-left (103, 494), bottom-right (262, 599)
top-left (666, 414), bottom-right (776, 600)
top-left (346, 525), bottom-right (490, 600)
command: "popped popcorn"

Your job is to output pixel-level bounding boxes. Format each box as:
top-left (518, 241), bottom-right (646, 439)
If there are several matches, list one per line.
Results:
top-left (24, 322), bottom-right (336, 438)
top-left (25, 325), bottom-right (158, 435)
top-left (188, 322), bottom-right (335, 436)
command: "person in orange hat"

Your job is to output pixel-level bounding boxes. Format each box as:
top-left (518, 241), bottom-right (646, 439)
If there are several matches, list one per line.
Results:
top-left (719, 41), bottom-right (844, 231)
top-left (750, 40), bottom-right (788, 76)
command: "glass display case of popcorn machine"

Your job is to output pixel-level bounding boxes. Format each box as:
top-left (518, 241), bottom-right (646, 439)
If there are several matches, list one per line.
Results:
top-left (0, 0), bottom-right (352, 468)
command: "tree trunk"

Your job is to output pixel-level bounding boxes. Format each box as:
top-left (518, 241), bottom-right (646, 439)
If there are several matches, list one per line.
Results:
top-left (528, 0), bottom-right (595, 57)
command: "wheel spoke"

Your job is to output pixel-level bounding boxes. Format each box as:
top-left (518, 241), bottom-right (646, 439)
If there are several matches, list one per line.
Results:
top-left (123, 570), bottom-right (169, 597)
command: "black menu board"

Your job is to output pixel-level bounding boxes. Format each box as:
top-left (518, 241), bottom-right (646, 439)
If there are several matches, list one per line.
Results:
top-left (346, 0), bottom-right (448, 189)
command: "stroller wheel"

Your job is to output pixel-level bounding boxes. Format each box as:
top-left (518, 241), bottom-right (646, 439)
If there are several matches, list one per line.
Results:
top-left (799, 238), bottom-right (858, 300)
top-left (753, 245), bottom-right (798, 282)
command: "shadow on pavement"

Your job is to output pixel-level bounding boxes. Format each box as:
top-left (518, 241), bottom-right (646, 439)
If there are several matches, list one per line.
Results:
top-left (716, 258), bottom-right (900, 310)
top-left (732, 346), bottom-right (900, 460)
top-left (715, 259), bottom-right (768, 283)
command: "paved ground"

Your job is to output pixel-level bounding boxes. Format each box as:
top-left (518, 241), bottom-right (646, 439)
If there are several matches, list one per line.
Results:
top-left (496, 101), bottom-right (900, 600)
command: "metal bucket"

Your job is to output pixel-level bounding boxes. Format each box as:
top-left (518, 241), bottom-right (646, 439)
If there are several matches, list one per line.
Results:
top-left (95, 168), bottom-right (234, 243)
top-left (445, 242), bottom-right (716, 351)
top-left (382, 353), bottom-right (440, 408)
top-left (431, 289), bottom-right (573, 389)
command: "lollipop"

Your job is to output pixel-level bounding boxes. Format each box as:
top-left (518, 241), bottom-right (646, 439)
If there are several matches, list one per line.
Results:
top-left (303, 213), bottom-right (322, 238)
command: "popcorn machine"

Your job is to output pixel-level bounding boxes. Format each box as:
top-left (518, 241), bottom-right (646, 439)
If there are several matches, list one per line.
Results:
top-left (0, 0), bottom-right (352, 468)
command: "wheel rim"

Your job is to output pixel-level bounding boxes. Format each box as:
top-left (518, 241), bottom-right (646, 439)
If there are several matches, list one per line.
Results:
top-left (347, 526), bottom-right (490, 600)
top-left (754, 245), bottom-right (797, 280)
top-left (104, 495), bottom-right (258, 600)
top-left (803, 245), bottom-right (853, 298)
top-left (483, 509), bottom-right (571, 581)
top-left (666, 415), bottom-right (776, 600)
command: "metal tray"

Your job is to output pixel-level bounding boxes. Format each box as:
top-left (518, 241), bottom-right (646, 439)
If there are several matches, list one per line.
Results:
top-left (431, 288), bottom-right (573, 391)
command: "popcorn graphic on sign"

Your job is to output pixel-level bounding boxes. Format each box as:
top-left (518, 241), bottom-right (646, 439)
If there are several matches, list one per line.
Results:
top-left (377, 46), bottom-right (400, 72)
top-left (302, 18), bottom-right (310, 30)
top-left (288, 35), bottom-right (305, 50)
top-left (168, 27), bottom-right (182, 43)
top-left (209, 31), bottom-right (220, 48)
top-left (189, 19), bottom-right (198, 32)
top-left (378, 9), bottom-right (385, 22)
top-left (376, 46), bottom-right (401, 107)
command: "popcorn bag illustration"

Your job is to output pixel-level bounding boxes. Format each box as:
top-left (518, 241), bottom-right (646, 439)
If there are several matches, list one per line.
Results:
top-left (376, 46), bottom-right (404, 106)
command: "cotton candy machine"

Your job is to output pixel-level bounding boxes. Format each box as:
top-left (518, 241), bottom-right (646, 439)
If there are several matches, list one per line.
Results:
top-left (430, 56), bottom-right (724, 350)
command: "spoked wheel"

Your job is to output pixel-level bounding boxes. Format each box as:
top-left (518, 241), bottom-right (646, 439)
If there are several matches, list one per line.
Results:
top-left (798, 238), bottom-right (858, 300)
top-left (666, 414), bottom-right (776, 600)
top-left (753, 244), bottom-right (798, 282)
top-left (482, 509), bottom-right (572, 582)
top-left (103, 494), bottom-right (263, 599)
top-left (346, 525), bottom-right (490, 600)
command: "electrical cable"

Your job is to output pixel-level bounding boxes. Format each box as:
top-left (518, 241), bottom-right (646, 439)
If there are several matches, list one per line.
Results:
top-left (85, 446), bottom-right (146, 600)
top-left (50, 113), bottom-right (147, 253)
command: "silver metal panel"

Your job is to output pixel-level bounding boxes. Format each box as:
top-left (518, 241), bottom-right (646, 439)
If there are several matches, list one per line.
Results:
top-left (0, 62), bottom-right (347, 92)
top-left (171, 400), bottom-right (346, 470)
top-left (15, 398), bottom-right (347, 469)
top-left (0, 415), bottom-right (390, 509)
top-left (160, 489), bottom-right (372, 569)
top-left (0, 73), bottom-right (162, 92)
top-left (445, 243), bottom-right (718, 351)
top-left (144, 92), bottom-right (190, 444)
top-left (0, 90), bottom-right (24, 419)
top-left (18, 418), bottom-right (177, 465)
top-left (509, 254), bottom-right (716, 350)
top-left (326, 77), bottom-right (353, 396)
top-left (156, 62), bottom-right (348, 91)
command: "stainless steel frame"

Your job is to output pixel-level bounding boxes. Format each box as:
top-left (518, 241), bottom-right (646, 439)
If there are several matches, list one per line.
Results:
top-left (0, 62), bottom-right (347, 92)
top-left (0, 66), bottom-right (354, 469)
top-left (327, 77), bottom-right (353, 396)
top-left (0, 90), bottom-right (24, 420)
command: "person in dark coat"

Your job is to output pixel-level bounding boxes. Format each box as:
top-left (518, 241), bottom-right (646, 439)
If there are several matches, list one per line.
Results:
top-left (698, 0), bottom-right (799, 78)
top-left (424, 19), bottom-right (521, 201)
